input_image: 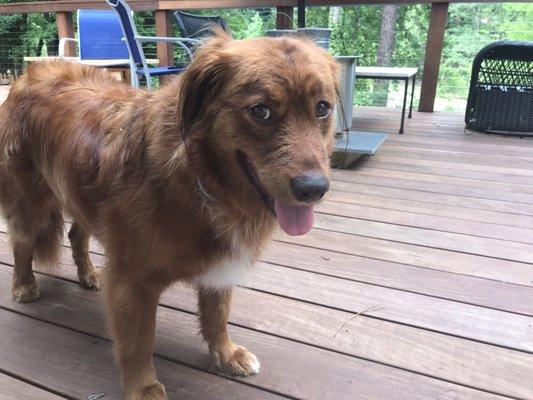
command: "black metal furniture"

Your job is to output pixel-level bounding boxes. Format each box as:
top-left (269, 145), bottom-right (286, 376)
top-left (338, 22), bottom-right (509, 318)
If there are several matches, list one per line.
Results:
top-left (355, 67), bottom-right (417, 134)
top-left (173, 11), bottom-right (229, 41)
top-left (465, 40), bottom-right (533, 136)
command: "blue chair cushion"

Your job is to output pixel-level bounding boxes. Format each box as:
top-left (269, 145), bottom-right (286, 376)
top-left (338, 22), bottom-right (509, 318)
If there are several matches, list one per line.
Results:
top-left (135, 65), bottom-right (187, 76)
top-left (78, 10), bottom-right (130, 61)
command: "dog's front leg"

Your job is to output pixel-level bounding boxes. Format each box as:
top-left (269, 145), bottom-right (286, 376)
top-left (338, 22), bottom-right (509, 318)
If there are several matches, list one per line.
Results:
top-left (104, 268), bottom-right (166, 400)
top-left (197, 286), bottom-right (260, 376)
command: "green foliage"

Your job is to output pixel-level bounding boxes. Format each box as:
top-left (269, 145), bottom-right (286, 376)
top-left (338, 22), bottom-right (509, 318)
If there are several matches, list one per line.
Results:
top-left (304, 7), bottom-right (330, 28)
top-left (0, 3), bottom-right (530, 111)
top-left (241, 11), bottom-right (264, 38)
top-left (499, 3), bottom-right (533, 41)
top-left (0, 12), bottom-right (57, 72)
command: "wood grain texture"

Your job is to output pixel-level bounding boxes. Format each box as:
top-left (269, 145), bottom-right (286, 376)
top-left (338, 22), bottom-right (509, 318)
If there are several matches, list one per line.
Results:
top-left (313, 213), bottom-right (533, 263)
top-left (155, 10), bottom-right (174, 69)
top-left (55, 12), bottom-right (75, 57)
top-left (332, 180), bottom-right (533, 215)
top-left (327, 190), bottom-right (533, 228)
top-left (318, 200), bottom-right (533, 244)
top-left (276, 229), bottom-right (533, 286)
top-left (0, 308), bottom-right (283, 400)
top-left (419, 2), bottom-right (449, 112)
top-left (0, 267), bottom-right (520, 400)
top-left (333, 171), bottom-right (533, 205)
top-left (261, 241), bottom-right (533, 316)
top-left (0, 373), bottom-right (66, 400)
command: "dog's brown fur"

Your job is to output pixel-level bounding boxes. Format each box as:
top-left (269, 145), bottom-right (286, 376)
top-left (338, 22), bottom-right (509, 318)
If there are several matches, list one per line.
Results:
top-left (0, 32), bottom-right (338, 399)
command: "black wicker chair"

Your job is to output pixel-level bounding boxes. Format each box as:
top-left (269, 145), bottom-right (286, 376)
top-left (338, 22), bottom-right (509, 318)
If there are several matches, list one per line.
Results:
top-left (465, 40), bottom-right (533, 136)
top-left (173, 11), bottom-right (230, 41)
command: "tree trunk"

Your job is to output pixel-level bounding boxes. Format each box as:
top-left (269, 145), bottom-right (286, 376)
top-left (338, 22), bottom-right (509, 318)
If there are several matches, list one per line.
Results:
top-left (374, 5), bottom-right (399, 106)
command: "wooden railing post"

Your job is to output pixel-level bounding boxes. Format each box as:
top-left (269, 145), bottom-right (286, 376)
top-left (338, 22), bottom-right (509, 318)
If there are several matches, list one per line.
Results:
top-left (276, 6), bottom-right (294, 30)
top-left (56, 11), bottom-right (75, 57)
top-left (155, 10), bottom-right (173, 85)
top-left (419, 2), bottom-right (449, 112)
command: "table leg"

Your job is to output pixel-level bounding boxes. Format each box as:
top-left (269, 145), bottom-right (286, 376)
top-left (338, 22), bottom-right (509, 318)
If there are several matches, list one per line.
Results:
top-left (409, 75), bottom-right (416, 119)
top-left (399, 78), bottom-right (408, 134)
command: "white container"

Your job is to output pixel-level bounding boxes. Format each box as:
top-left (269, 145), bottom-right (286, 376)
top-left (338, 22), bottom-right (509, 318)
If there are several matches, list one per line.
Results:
top-left (334, 56), bottom-right (358, 133)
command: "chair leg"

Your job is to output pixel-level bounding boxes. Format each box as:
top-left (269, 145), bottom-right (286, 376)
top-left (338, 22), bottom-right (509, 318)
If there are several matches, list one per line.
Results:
top-left (408, 76), bottom-right (416, 119)
top-left (130, 70), bottom-right (137, 89)
top-left (145, 73), bottom-right (152, 90)
top-left (399, 78), bottom-right (409, 134)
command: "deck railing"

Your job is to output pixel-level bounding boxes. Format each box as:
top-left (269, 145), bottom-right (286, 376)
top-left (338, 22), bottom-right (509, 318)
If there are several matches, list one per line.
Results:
top-left (0, 0), bottom-right (527, 112)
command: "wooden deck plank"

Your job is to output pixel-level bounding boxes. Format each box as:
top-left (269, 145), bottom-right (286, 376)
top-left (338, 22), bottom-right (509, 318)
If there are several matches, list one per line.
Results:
top-left (245, 263), bottom-right (533, 352)
top-left (163, 284), bottom-right (533, 400)
top-left (9, 256), bottom-right (532, 399)
top-left (318, 200), bottom-right (533, 244)
top-left (341, 167), bottom-right (533, 194)
top-left (262, 242), bottom-right (533, 316)
top-left (0, 309), bottom-right (283, 400)
top-left (357, 158), bottom-right (533, 185)
top-left (358, 154), bottom-right (533, 182)
top-left (3, 227), bottom-right (532, 315)
top-left (0, 268), bottom-right (519, 400)
top-left (332, 171), bottom-right (533, 205)
top-left (328, 191), bottom-right (533, 229)
top-left (370, 146), bottom-right (533, 171)
top-left (0, 373), bottom-right (67, 400)
top-left (4, 223), bottom-right (533, 316)
top-left (382, 135), bottom-right (533, 158)
top-left (381, 135), bottom-right (533, 156)
top-left (330, 182), bottom-right (533, 217)
top-left (3, 250), bottom-right (533, 394)
top-left (2, 261), bottom-right (532, 399)
top-left (277, 229), bottom-right (533, 286)
top-left (313, 213), bottom-right (533, 263)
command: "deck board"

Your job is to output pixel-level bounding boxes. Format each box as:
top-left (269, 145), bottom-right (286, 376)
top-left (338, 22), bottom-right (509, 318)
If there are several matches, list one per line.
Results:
top-left (1, 106), bottom-right (532, 399)
top-left (0, 267), bottom-right (524, 400)
top-left (0, 373), bottom-right (67, 400)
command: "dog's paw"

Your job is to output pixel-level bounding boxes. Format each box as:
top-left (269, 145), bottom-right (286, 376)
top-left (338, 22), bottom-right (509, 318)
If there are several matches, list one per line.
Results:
top-left (12, 282), bottom-right (40, 303)
top-left (212, 342), bottom-right (260, 377)
top-left (127, 382), bottom-right (167, 400)
top-left (79, 268), bottom-right (102, 291)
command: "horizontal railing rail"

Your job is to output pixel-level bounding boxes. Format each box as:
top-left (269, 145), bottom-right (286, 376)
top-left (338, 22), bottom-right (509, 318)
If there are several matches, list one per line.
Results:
top-left (0, 0), bottom-right (529, 112)
top-left (0, 0), bottom-right (526, 14)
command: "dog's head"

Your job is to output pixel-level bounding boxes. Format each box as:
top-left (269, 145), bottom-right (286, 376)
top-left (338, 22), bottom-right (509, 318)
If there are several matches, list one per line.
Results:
top-left (178, 31), bottom-right (339, 236)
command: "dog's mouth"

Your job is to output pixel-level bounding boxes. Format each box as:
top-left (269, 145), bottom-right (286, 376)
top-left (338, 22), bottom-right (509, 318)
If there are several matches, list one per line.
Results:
top-left (235, 150), bottom-right (315, 236)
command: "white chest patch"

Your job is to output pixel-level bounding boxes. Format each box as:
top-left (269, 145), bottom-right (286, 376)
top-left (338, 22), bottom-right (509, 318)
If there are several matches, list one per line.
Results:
top-left (192, 239), bottom-right (255, 290)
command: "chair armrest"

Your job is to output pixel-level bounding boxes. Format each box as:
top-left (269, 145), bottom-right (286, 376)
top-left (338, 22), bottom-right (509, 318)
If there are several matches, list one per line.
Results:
top-left (134, 36), bottom-right (201, 60)
top-left (135, 36), bottom-right (200, 45)
top-left (59, 37), bottom-right (78, 58)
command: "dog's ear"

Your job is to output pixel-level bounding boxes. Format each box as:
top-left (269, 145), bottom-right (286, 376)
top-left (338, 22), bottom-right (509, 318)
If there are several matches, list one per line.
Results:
top-left (177, 32), bottom-right (233, 137)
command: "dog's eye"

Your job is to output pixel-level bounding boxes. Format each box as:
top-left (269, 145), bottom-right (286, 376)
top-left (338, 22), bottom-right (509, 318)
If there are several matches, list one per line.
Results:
top-left (249, 104), bottom-right (271, 121)
top-left (316, 101), bottom-right (331, 119)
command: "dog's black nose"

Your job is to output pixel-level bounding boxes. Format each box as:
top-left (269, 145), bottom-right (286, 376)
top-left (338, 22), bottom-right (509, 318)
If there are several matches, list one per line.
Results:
top-left (290, 172), bottom-right (329, 203)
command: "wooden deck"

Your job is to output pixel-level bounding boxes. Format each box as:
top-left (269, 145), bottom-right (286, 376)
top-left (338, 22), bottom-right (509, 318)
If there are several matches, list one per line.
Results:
top-left (1, 105), bottom-right (533, 400)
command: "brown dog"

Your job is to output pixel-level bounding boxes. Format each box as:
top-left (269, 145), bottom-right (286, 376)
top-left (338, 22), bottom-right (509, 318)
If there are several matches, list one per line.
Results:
top-left (0, 32), bottom-right (338, 399)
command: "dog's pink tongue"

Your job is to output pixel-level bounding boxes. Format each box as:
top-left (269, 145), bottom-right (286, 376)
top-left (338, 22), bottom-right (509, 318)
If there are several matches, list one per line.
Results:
top-left (274, 199), bottom-right (315, 236)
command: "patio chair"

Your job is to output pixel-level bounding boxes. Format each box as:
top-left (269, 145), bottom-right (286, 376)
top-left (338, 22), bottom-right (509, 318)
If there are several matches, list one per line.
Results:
top-left (173, 11), bottom-right (230, 42)
top-left (59, 10), bottom-right (130, 67)
top-left (106, 0), bottom-right (200, 89)
top-left (465, 40), bottom-right (533, 136)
